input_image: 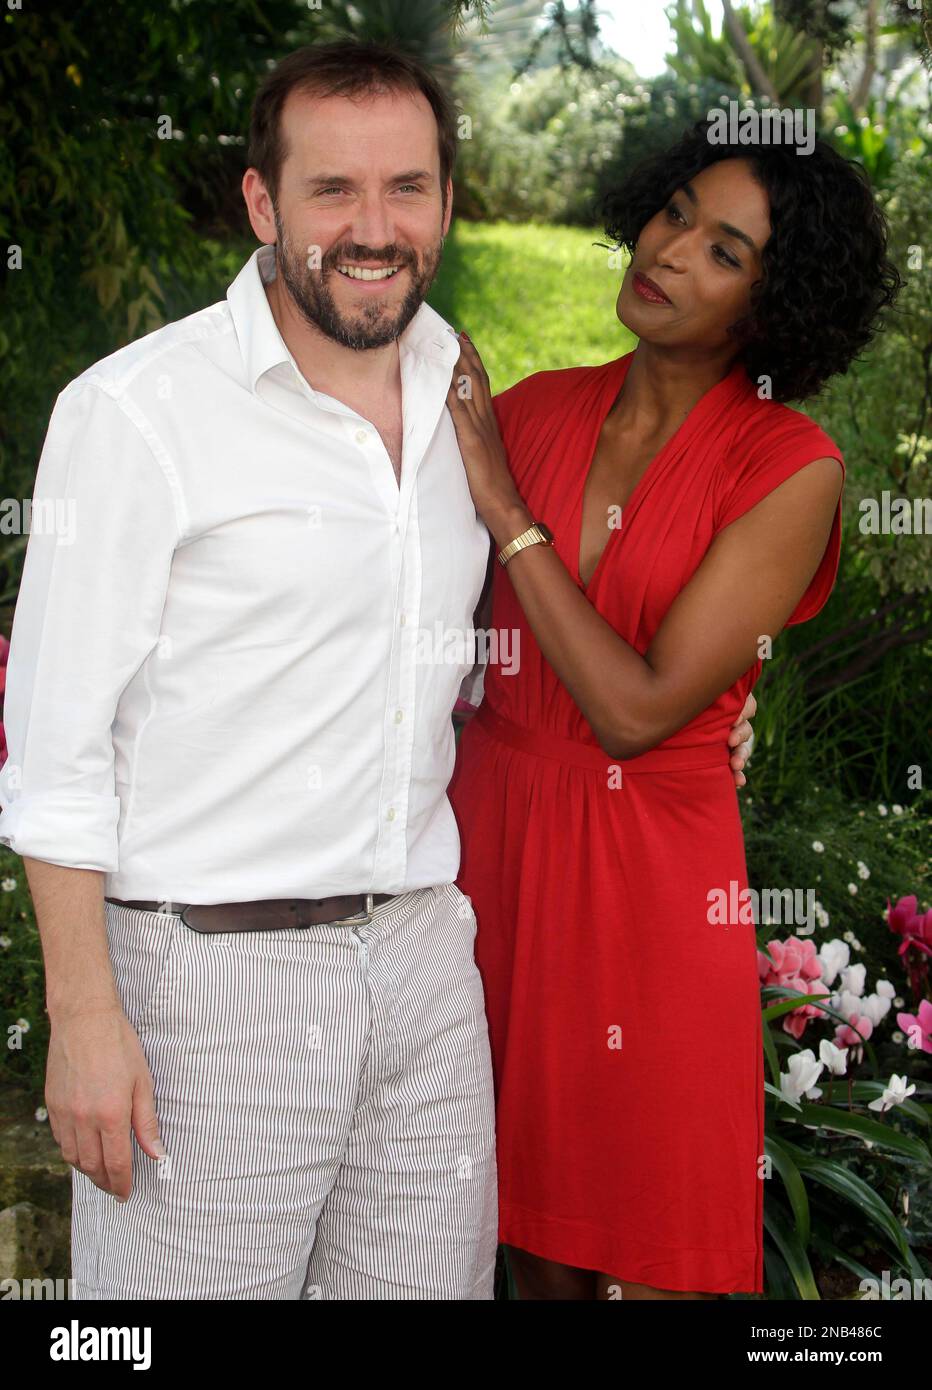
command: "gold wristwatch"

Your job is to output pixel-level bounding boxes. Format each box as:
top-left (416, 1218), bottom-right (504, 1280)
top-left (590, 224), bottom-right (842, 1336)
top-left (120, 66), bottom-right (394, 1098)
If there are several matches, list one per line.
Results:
top-left (497, 520), bottom-right (554, 568)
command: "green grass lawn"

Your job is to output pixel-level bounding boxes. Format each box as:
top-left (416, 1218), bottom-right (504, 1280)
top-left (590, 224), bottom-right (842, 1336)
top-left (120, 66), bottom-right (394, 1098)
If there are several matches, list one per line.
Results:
top-left (426, 221), bottom-right (637, 394)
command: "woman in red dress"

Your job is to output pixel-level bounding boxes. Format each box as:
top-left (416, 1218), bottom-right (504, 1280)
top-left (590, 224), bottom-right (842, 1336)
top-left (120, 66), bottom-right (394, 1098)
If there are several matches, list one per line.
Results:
top-left (445, 128), bottom-right (900, 1299)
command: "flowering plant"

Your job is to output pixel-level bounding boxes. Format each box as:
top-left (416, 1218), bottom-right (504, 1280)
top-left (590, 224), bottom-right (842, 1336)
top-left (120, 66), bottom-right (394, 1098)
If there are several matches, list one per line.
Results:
top-left (759, 898), bottom-right (932, 1299)
top-left (887, 894), bottom-right (932, 1005)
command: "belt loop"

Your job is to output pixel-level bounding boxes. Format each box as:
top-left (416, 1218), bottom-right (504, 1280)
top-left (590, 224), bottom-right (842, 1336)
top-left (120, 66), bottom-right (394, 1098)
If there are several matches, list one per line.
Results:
top-left (352, 892), bottom-right (374, 926)
top-left (350, 892), bottom-right (375, 926)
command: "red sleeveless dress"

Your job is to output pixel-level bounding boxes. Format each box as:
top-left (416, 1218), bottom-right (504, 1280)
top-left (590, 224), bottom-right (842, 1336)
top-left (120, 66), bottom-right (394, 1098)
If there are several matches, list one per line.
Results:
top-left (447, 351), bottom-right (844, 1294)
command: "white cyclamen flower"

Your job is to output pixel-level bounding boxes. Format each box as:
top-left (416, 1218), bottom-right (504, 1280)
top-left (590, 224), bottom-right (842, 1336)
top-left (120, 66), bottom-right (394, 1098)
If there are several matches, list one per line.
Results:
top-left (819, 1039), bottom-right (848, 1076)
top-left (840, 963), bottom-right (866, 998)
top-left (781, 1050), bottom-right (824, 1105)
top-left (868, 1074), bottom-right (916, 1113)
top-left (859, 992), bottom-right (891, 1027)
top-left (817, 939), bottom-right (850, 988)
top-left (837, 989), bottom-right (865, 1022)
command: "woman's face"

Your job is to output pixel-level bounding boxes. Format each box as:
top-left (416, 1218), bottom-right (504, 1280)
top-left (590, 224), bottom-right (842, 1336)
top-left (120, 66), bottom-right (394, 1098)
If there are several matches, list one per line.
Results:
top-left (618, 158), bottom-right (771, 357)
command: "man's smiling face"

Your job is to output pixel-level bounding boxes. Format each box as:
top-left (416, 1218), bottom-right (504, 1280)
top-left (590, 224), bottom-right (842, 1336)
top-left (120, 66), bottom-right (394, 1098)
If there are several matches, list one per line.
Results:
top-left (269, 85), bottom-right (452, 350)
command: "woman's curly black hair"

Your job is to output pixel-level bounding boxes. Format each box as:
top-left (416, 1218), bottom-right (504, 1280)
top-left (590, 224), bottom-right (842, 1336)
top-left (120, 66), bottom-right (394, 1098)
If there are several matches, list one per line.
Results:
top-left (600, 119), bottom-right (903, 402)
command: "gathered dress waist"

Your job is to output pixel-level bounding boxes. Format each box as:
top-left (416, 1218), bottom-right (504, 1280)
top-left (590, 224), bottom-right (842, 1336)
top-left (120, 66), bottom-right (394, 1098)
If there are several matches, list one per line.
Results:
top-left (473, 702), bottom-right (731, 776)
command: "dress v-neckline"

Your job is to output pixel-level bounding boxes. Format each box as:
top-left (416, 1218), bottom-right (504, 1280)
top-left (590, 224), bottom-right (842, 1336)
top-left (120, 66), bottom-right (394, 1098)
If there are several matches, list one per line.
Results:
top-left (573, 354), bottom-right (747, 595)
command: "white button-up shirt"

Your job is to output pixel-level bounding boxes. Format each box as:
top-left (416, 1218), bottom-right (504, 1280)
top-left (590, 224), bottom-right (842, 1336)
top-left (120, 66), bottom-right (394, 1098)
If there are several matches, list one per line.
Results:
top-left (0, 245), bottom-right (490, 901)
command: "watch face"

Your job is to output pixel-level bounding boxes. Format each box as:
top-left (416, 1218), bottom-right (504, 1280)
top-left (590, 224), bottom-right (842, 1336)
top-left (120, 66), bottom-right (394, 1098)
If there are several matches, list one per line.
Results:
top-left (536, 522), bottom-right (554, 543)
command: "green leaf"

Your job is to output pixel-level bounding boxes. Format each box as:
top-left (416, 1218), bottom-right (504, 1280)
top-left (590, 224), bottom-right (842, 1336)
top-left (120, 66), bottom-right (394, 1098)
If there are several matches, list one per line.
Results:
top-left (791, 1101), bottom-right (932, 1164)
top-left (761, 991), bottom-right (829, 1023)
top-left (765, 1133), bottom-right (810, 1246)
top-left (763, 1239), bottom-right (798, 1299)
top-left (760, 984), bottom-right (853, 1033)
top-left (808, 1230), bottom-right (882, 1290)
top-left (763, 1202), bottom-right (820, 1299)
top-left (791, 1151), bottom-right (924, 1281)
top-left (761, 1014), bottom-right (782, 1088)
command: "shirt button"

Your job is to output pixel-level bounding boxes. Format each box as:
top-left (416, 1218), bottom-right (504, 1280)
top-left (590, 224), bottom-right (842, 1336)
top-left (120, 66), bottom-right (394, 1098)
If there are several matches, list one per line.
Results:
top-left (386, 808), bottom-right (396, 822)
top-left (355, 428), bottom-right (368, 444)
top-left (399, 613), bottom-right (406, 626)
top-left (394, 709), bottom-right (403, 723)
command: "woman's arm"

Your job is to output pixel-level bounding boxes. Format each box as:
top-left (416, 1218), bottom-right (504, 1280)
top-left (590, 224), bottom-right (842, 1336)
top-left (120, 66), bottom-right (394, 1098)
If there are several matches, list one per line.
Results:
top-left (452, 539), bottom-right (494, 728)
top-left (447, 338), bottom-right (840, 761)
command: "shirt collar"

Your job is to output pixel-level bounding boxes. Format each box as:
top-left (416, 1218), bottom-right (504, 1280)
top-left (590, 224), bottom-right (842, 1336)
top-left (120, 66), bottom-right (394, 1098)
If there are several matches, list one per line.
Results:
top-left (226, 244), bottom-right (462, 397)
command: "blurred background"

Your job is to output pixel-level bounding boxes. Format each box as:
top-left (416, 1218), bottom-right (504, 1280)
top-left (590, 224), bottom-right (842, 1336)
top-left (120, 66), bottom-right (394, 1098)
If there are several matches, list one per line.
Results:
top-left (0, 0), bottom-right (930, 1298)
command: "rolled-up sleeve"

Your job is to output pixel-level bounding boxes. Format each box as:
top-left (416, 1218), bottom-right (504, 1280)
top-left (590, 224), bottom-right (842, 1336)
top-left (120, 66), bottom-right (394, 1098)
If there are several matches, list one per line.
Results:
top-left (0, 379), bottom-right (181, 869)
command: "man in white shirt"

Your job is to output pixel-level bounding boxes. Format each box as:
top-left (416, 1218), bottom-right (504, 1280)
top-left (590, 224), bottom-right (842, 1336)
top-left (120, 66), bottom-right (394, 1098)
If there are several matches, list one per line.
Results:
top-left (0, 39), bottom-right (754, 1301)
top-left (0, 40), bottom-right (500, 1301)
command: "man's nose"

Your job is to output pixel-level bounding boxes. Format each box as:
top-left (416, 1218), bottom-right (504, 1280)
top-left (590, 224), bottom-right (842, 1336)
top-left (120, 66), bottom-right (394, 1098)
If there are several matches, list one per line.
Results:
top-left (350, 194), bottom-right (395, 253)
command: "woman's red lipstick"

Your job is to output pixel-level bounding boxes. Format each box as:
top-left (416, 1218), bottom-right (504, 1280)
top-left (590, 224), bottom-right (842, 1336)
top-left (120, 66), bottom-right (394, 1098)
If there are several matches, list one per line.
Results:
top-left (633, 272), bottom-right (673, 305)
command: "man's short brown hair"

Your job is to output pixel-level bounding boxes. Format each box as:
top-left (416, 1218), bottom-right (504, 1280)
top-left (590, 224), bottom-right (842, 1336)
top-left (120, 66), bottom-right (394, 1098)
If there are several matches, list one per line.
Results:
top-left (247, 39), bottom-right (458, 214)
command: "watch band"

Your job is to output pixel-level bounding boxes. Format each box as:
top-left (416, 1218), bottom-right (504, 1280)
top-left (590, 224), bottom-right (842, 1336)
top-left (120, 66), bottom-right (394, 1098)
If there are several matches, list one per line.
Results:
top-left (497, 521), bottom-right (554, 568)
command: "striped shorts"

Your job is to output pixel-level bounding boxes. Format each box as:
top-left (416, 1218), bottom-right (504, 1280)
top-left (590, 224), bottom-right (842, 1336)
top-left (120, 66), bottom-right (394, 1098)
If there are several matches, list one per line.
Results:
top-left (71, 882), bottom-right (498, 1300)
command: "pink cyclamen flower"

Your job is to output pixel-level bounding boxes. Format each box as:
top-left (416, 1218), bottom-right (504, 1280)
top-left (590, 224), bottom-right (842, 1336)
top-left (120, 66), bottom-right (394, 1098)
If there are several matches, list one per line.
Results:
top-left (758, 936), bottom-right (828, 1038)
top-left (757, 936), bottom-right (823, 985)
top-left (887, 895), bottom-right (932, 958)
top-left (834, 1014), bottom-right (874, 1050)
top-left (896, 998), bottom-right (932, 1055)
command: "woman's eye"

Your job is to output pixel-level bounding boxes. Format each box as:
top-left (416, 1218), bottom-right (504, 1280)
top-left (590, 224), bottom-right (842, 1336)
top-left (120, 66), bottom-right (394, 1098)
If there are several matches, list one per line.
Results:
top-left (666, 202), bottom-right (685, 223)
top-left (713, 245), bottom-right (740, 268)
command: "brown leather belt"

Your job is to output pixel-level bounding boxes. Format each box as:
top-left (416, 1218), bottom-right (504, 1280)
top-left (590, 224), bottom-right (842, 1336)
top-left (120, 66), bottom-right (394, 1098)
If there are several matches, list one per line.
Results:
top-left (104, 892), bottom-right (395, 934)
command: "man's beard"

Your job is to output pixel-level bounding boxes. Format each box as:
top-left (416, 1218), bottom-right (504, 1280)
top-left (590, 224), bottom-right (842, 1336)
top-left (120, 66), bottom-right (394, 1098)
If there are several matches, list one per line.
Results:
top-left (272, 205), bottom-right (444, 351)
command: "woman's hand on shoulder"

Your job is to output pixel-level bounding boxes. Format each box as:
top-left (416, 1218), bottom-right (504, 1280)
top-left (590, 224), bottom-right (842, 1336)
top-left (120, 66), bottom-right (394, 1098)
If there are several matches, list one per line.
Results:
top-left (446, 333), bottom-right (526, 533)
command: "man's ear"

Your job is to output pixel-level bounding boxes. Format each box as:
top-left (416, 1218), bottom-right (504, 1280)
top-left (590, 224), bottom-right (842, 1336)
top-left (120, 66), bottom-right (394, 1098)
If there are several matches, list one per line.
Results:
top-left (242, 168), bottom-right (277, 245)
top-left (442, 178), bottom-right (454, 238)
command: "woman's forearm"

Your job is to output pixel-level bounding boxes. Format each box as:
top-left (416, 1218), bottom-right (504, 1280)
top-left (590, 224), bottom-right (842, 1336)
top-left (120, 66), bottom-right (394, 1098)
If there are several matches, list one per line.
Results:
top-left (485, 500), bottom-right (664, 757)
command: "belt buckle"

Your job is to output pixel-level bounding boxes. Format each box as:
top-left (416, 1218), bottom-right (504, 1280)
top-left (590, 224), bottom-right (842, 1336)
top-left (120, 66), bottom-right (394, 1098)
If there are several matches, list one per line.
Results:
top-left (331, 892), bottom-right (375, 927)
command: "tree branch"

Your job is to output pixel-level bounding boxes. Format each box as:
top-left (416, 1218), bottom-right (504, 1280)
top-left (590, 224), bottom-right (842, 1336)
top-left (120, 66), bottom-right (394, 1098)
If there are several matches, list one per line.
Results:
top-left (808, 621), bottom-right (932, 695)
top-left (721, 0), bottom-right (781, 103)
top-left (851, 0), bottom-right (879, 112)
top-left (793, 592), bottom-right (921, 665)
